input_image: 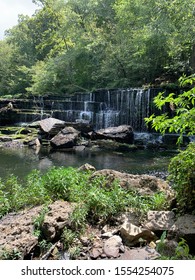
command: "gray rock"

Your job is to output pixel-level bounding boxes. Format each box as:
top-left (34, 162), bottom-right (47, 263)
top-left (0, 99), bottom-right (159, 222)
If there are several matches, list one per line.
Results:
top-left (90, 248), bottom-right (102, 259)
top-left (50, 127), bottom-right (80, 149)
top-left (103, 235), bottom-right (123, 258)
top-left (173, 214), bottom-right (195, 235)
top-left (0, 206), bottom-right (42, 258)
top-left (39, 117), bottom-right (65, 136)
top-left (78, 163), bottom-right (96, 172)
top-left (171, 214), bottom-right (195, 252)
top-left (144, 211), bottom-right (176, 232)
top-left (94, 125), bottom-right (134, 144)
top-left (118, 246), bottom-right (160, 260)
top-left (42, 201), bottom-right (76, 241)
top-left (0, 200), bottom-right (76, 259)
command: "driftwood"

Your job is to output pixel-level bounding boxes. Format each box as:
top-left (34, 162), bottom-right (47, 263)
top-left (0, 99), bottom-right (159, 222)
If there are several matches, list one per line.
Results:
top-left (41, 242), bottom-right (58, 260)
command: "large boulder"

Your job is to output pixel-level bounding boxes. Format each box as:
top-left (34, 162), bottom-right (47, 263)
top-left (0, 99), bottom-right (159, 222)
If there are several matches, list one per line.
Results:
top-left (0, 201), bottom-right (75, 259)
top-left (65, 121), bottom-right (93, 135)
top-left (0, 206), bottom-right (42, 258)
top-left (39, 117), bottom-right (65, 137)
top-left (41, 201), bottom-right (76, 241)
top-left (143, 211), bottom-right (176, 232)
top-left (93, 125), bottom-right (134, 144)
top-left (120, 221), bottom-right (157, 246)
top-left (91, 169), bottom-right (175, 199)
top-left (50, 127), bottom-right (80, 149)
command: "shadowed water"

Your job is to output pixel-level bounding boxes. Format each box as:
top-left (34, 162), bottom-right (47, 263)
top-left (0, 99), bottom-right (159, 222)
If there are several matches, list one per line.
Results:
top-left (0, 146), bottom-right (175, 181)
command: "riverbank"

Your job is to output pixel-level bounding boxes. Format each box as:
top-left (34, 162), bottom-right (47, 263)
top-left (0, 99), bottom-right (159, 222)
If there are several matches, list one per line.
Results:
top-left (0, 164), bottom-right (194, 260)
top-left (0, 123), bottom-right (175, 181)
top-left (0, 119), bottom-right (194, 259)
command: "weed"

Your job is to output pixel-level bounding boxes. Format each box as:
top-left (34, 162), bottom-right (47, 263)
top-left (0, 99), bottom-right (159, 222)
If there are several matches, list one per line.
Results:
top-left (33, 205), bottom-right (49, 238)
top-left (68, 246), bottom-right (81, 260)
top-left (38, 239), bottom-right (53, 256)
top-left (0, 248), bottom-right (22, 260)
top-left (61, 228), bottom-right (77, 250)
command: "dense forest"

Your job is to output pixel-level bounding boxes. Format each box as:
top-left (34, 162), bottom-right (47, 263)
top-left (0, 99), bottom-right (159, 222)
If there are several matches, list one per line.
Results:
top-left (0, 0), bottom-right (195, 96)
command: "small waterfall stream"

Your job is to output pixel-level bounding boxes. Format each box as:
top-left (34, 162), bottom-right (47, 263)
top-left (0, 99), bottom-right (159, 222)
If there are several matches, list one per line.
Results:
top-left (0, 87), bottom-right (164, 131)
top-left (44, 88), bottom-right (162, 131)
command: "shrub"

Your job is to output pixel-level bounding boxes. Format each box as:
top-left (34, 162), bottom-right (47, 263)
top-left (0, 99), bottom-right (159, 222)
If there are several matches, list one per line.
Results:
top-left (168, 142), bottom-right (195, 213)
top-left (24, 170), bottom-right (50, 206)
top-left (41, 167), bottom-right (91, 201)
top-left (0, 166), bottom-right (169, 222)
top-left (0, 175), bottom-right (24, 217)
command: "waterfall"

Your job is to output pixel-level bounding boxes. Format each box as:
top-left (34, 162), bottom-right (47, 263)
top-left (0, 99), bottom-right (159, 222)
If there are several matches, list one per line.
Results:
top-left (52, 88), bottom-right (161, 131)
top-left (3, 88), bottom-right (162, 132)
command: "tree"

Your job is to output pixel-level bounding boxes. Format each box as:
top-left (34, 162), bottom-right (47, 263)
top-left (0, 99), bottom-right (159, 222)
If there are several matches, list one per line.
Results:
top-left (0, 41), bottom-right (13, 96)
top-left (145, 74), bottom-right (195, 213)
top-left (113, 0), bottom-right (195, 84)
top-left (1, 0), bottom-right (195, 96)
top-left (145, 74), bottom-right (195, 143)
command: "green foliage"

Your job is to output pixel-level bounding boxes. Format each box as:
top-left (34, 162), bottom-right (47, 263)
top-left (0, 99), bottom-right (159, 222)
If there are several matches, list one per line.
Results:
top-left (33, 205), bottom-right (49, 238)
top-left (1, 0), bottom-right (195, 95)
top-left (25, 170), bottom-right (50, 206)
top-left (145, 74), bottom-right (195, 213)
top-left (168, 142), bottom-right (195, 213)
top-left (145, 75), bottom-right (195, 143)
top-left (0, 175), bottom-right (24, 217)
top-left (0, 166), bottom-right (168, 224)
top-left (84, 176), bottom-right (128, 223)
top-left (156, 231), bottom-right (167, 254)
top-left (70, 204), bottom-right (88, 232)
top-left (61, 228), bottom-right (77, 250)
top-left (68, 245), bottom-right (81, 260)
top-left (41, 166), bottom-right (91, 201)
top-left (0, 248), bottom-right (22, 260)
top-left (38, 239), bottom-right (53, 256)
top-left (157, 234), bottom-right (195, 260)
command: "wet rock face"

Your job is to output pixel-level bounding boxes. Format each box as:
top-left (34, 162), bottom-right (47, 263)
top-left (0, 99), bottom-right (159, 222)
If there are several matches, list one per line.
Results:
top-left (93, 125), bottom-right (134, 144)
top-left (50, 127), bottom-right (80, 149)
top-left (39, 117), bottom-right (65, 136)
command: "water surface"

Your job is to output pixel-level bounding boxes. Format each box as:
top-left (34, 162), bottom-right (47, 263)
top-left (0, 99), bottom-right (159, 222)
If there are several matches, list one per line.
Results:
top-left (0, 146), bottom-right (175, 180)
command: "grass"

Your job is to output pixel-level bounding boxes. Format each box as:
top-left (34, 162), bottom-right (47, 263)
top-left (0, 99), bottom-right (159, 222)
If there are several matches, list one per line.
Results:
top-left (0, 166), bottom-right (190, 260)
top-left (0, 166), bottom-right (169, 225)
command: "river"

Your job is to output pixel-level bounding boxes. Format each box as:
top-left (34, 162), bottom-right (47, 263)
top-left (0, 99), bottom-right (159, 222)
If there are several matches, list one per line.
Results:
top-left (0, 145), bottom-right (175, 181)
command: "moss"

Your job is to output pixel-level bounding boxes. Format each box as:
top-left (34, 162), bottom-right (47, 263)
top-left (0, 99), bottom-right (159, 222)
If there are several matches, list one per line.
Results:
top-left (0, 126), bottom-right (38, 142)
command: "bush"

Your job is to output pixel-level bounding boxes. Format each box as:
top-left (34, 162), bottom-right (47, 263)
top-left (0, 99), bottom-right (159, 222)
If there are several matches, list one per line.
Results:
top-left (0, 166), bottom-right (169, 223)
top-left (0, 175), bottom-right (25, 217)
top-left (168, 142), bottom-right (195, 213)
top-left (41, 167), bottom-right (91, 201)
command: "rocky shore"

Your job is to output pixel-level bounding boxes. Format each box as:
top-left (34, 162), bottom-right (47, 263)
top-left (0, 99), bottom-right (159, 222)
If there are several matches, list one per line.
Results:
top-left (0, 117), bottom-right (194, 260)
top-left (0, 163), bottom-right (195, 260)
top-left (0, 116), bottom-right (191, 153)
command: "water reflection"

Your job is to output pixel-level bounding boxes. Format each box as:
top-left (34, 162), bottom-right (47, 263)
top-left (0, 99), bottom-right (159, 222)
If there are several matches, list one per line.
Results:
top-left (0, 146), bottom-right (175, 180)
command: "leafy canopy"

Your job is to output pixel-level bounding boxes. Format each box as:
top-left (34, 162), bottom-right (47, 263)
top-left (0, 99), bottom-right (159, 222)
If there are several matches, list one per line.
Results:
top-left (145, 74), bottom-right (195, 143)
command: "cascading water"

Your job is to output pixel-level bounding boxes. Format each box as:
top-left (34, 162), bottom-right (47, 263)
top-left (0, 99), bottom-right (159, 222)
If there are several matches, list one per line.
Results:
top-left (0, 88), bottom-right (163, 131)
top-left (50, 88), bottom-right (161, 131)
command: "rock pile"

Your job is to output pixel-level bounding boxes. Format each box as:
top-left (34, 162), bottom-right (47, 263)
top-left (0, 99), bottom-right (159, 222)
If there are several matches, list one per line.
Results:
top-left (0, 165), bottom-right (194, 260)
